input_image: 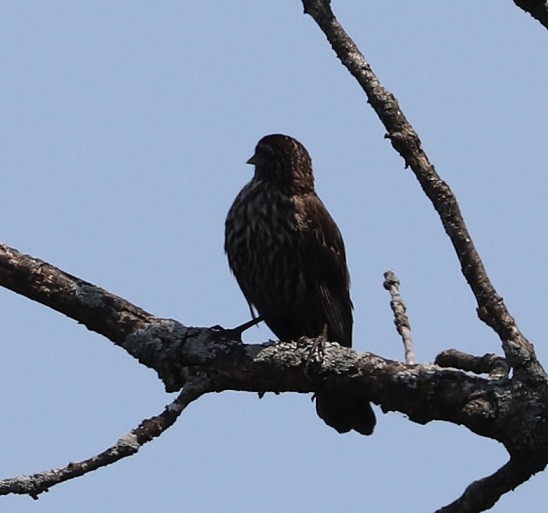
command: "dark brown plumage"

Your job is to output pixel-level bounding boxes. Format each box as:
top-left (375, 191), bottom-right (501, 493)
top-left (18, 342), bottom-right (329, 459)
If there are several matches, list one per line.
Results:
top-left (224, 134), bottom-right (375, 435)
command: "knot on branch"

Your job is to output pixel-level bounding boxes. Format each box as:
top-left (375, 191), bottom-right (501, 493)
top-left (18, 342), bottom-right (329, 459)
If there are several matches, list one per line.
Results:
top-left (462, 396), bottom-right (496, 422)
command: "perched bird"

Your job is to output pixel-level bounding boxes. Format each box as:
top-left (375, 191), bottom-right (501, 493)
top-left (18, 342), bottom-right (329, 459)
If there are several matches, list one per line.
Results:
top-left (224, 134), bottom-right (375, 435)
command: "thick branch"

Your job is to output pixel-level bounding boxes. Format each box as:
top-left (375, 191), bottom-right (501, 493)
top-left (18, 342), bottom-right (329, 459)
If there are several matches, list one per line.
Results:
top-left (300, 0), bottom-right (543, 378)
top-left (2, 241), bottom-right (547, 452)
top-left (0, 242), bottom-right (167, 368)
top-left (0, 377), bottom-right (211, 498)
top-left (512, 0), bottom-right (548, 29)
top-left (3, 240), bottom-right (548, 508)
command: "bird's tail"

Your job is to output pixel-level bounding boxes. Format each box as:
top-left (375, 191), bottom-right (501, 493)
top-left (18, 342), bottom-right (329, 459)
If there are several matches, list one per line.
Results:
top-left (315, 389), bottom-right (376, 436)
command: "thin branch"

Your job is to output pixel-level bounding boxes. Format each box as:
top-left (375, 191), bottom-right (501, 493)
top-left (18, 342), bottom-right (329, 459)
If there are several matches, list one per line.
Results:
top-left (436, 349), bottom-right (509, 380)
top-left (0, 376), bottom-right (211, 499)
top-left (383, 270), bottom-right (415, 364)
top-left (301, 0), bottom-right (543, 378)
top-left (436, 455), bottom-right (547, 513)
top-left (512, 0), bottom-right (548, 30)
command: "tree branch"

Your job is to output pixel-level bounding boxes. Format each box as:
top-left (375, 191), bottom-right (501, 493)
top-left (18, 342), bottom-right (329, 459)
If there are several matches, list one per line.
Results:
top-left (383, 270), bottom-right (415, 364)
top-left (436, 349), bottom-right (509, 380)
top-left (2, 240), bottom-right (548, 507)
top-left (436, 455), bottom-right (547, 513)
top-left (511, 0), bottom-right (548, 30)
top-left (0, 376), bottom-right (211, 498)
top-left (0, 242), bottom-right (154, 346)
top-left (2, 240), bottom-right (546, 449)
top-left (300, 0), bottom-right (543, 378)
top-left (0, 242), bottom-right (178, 381)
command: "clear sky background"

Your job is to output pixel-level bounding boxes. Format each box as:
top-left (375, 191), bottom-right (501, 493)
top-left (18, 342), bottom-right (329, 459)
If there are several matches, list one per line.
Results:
top-left (1, 2), bottom-right (547, 512)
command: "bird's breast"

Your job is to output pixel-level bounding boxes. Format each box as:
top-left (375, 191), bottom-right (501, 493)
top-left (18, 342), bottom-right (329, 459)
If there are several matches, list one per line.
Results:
top-left (225, 182), bottom-right (307, 309)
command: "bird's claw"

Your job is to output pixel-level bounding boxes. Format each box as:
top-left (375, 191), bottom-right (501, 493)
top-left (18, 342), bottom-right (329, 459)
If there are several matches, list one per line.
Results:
top-left (211, 316), bottom-right (265, 342)
top-left (306, 324), bottom-right (329, 364)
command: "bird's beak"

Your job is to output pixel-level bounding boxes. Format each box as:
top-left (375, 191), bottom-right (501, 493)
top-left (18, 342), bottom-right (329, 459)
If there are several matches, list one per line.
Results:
top-left (246, 154), bottom-right (256, 165)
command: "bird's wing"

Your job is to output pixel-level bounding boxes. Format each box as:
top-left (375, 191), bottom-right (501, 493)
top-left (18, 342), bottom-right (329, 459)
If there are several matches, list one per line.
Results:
top-left (297, 193), bottom-right (353, 347)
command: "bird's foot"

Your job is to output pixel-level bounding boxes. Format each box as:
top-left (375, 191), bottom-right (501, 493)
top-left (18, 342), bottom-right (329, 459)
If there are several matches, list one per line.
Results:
top-left (306, 324), bottom-right (329, 363)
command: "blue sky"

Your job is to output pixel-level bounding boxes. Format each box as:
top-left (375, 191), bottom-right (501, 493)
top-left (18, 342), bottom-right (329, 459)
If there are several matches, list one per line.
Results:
top-left (1, 2), bottom-right (547, 512)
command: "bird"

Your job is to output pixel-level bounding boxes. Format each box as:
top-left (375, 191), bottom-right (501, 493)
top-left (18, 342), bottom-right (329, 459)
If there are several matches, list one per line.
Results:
top-left (224, 133), bottom-right (375, 435)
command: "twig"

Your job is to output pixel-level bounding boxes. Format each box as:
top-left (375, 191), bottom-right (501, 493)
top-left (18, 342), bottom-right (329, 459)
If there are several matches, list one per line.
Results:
top-left (301, 0), bottom-right (543, 378)
top-left (0, 376), bottom-right (211, 499)
top-left (383, 270), bottom-right (415, 364)
top-left (436, 349), bottom-right (509, 380)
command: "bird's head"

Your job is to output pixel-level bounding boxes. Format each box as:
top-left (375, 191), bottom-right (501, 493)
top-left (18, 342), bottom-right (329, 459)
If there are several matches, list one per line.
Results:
top-left (247, 134), bottom-right (315, 193)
